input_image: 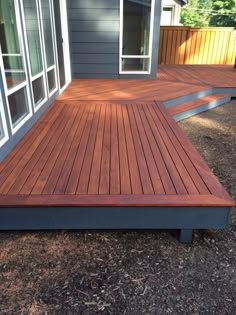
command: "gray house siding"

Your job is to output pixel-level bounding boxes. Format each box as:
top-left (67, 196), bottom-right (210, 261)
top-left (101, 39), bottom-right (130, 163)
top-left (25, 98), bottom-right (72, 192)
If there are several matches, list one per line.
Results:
top-left (68, 0), bottom-right (120, 79)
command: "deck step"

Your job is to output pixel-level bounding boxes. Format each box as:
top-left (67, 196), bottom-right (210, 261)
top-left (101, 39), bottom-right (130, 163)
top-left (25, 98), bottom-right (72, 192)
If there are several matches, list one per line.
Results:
top-left (168, 93), bottom-right (231, 121)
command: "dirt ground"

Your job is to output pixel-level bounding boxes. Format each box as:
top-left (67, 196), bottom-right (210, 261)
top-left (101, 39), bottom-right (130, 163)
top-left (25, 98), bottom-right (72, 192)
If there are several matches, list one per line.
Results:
top-left (0, 100), bottom-right (235, 315)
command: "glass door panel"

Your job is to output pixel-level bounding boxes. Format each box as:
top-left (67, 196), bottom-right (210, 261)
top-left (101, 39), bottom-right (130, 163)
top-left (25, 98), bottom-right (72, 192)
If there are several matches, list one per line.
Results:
top-left (0, 0), bottom-right (31, 130)
top-left (22, 0), bottom-right (46, 108)
top-left (53, 0), bottom-right (65, 89)
top-left (120, 0), bottom-right (154, 73)
top-left (40, 0), bottom-right (57, 95)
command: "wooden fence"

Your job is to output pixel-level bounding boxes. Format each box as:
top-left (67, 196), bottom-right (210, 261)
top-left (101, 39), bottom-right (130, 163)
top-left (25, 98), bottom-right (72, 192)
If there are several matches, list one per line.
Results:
top-left (158, 26), bottom-right (236, 65)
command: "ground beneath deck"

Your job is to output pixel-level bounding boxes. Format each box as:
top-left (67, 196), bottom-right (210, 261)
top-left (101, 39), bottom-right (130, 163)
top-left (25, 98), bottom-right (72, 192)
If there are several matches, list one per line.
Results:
top-left (0, 100), bottom-right (235, 314)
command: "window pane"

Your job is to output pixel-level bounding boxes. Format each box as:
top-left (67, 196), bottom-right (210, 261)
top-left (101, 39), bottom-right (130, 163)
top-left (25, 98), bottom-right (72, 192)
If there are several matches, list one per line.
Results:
top-left (123, 0), bottom-right (151, 56)
top-left (8, 88), bottom-right (29, 126)
top-left (32, 76), bottom-right (45, 106)
top-left (122, 58), bottom-right (149, 71)
top-left (0, 0), bottom-right (27, 89)
top-left (41, 0), bottom-right (55, 68)
top-left (47, 69), bottom-right (56, 93)
top-left (0, 0), bottom-right (20, 54)
top-left (5, 72), bottom-right (26, 89)
top-left (23, 0), bottom-right (43, 76)
top-left (3, 56), bottom-right (24, 71)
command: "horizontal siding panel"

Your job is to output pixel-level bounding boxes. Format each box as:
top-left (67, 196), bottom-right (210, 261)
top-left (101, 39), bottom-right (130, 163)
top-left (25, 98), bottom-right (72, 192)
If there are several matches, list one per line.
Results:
top-left (71, 31), bottom-right (119, 43)
top-left (73, 73), bottom-right (119, 79)
top-left (70, 20), bottom-right (120, 32)
top-left (73, 64), bottom-right (118, 74)
top-left (72, 43), bottom-right (119, 54)
top-left (69, 0), bottom-right (119, 9)
top-left (73, 53), bottom-right (118, 64)
top-left (70, 9), bottom-right (120, 20)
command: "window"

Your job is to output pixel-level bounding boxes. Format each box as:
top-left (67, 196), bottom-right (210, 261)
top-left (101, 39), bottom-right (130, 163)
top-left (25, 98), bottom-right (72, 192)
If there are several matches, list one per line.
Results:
top-left (161, 7), bottom-right (174, 25)
top-left (0, 0), bottom-right (31, 131)
top-left (120, 0), bottom-right (155, 74)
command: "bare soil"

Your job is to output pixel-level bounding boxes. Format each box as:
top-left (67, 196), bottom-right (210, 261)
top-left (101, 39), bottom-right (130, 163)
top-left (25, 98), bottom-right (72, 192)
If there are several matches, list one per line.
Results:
top-left (0, 100), bottom-right (236, 315)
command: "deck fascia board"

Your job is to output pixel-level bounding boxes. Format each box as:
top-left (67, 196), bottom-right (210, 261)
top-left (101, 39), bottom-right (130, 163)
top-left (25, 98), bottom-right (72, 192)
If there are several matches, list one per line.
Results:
top-left (0, 194), bottom-right (234, 207)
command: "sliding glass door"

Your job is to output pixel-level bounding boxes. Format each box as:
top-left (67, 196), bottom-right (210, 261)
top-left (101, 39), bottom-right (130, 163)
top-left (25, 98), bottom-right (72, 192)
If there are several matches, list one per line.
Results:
top-left (120, 0), bottom-right (155, 74)
top-left (0, 0), bottom-right (32, 132)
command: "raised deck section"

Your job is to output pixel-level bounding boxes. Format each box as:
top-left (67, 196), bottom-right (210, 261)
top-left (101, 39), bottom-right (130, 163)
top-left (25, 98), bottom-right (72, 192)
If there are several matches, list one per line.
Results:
top-left (0, 65), bottom-right (235, 242)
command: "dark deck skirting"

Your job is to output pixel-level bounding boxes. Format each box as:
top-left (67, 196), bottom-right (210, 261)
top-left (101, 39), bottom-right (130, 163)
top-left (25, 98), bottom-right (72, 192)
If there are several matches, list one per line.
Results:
top-left (0, 206), bottom-right (231, 243)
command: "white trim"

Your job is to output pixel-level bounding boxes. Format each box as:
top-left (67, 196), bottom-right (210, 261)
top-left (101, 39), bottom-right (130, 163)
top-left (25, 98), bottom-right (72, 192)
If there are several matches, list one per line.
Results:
top-left (121, 55), bottom-right (150, 58)
top-left (7, 81), bottom-right (28, 95)
top-left (19, 0), bottom-right (47, 112)
top-left (2, 53), bottom-right (22, 56)
top-left (32, 71), bottom-right (45, 81)
top-left (38, 0), bottom-right (58, 97)
top-left (5, 70), bottom-right (25, 73)
top-left (0, 90), bottom-right (9, 147)
top-left (59, 0), bottom-right (72, 92)
top-left (52, 0), bottom-right (72, 94)
top-left (119, 0), bottom-right (155, 74)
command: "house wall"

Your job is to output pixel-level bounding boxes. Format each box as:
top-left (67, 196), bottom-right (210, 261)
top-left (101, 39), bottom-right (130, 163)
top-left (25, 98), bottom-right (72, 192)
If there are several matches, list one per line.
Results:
top-left (68, 0), bottom-right (120, 79)
top-left (68, 0), bottom-right (162, 79)
top-left (161, 0), bottom-right (182, 25)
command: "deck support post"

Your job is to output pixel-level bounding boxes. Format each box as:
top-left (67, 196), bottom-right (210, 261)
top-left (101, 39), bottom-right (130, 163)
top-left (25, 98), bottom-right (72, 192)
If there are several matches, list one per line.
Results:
top-left (179, 229), bottom-right (193, 243)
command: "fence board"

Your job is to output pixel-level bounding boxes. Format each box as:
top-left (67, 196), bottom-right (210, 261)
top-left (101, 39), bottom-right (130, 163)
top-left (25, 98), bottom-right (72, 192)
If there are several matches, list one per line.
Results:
top-left (158, 26), bottom-right (236, 65)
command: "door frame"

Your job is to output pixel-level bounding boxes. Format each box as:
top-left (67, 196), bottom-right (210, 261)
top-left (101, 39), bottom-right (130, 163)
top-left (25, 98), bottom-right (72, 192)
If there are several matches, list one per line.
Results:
top-left (53, 0), bottom-right (71, 94)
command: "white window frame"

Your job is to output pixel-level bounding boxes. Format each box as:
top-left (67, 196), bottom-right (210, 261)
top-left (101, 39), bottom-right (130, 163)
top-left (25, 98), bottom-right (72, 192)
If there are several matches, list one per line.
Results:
top-left (0, 90), bottom-right (9, 147)
top-left (119, 0), bottom-right (155, 74)
top-left (19, 0), bottom-right (48, 112)
top-left (38, 0), bottom-right (58, 98)
top-left (0, 0), bottom-right (33, 135)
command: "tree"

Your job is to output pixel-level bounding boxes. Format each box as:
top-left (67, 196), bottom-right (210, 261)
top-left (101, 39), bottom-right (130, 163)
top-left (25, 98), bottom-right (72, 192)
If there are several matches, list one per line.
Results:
top-left (180, 0), bottom-right (236, 27)
top-left (209, 0), bottom-right (236, 27)
top-left (180, 0), bottom-right (213, 27)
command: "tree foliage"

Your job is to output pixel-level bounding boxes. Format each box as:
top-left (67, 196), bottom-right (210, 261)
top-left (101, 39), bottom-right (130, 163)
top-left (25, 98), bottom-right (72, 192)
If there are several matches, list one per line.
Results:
top-left (180, 0), bottom-right (236, 27)
top-left (210, 0), bottom-right (236, 27)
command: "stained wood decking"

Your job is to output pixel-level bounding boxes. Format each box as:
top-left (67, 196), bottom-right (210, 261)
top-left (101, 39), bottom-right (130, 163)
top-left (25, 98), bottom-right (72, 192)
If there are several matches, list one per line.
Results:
top-left (59, 65), bottom-right (236, 103)
top-left (0, 100), bottom-right (233, 207)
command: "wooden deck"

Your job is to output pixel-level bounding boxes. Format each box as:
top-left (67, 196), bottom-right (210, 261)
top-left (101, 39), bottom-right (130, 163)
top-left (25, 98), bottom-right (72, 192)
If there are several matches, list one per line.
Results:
top-left (0, 65), bottom-right (235, 242)
top-left (59, 65), bottom-right (236, 102)
top-left (0, 100), bottom-right (233, 207)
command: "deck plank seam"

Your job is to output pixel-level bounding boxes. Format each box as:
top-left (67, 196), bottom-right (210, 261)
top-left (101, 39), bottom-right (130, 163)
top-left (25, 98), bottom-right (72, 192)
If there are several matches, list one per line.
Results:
top-left (76, 103), bottom-right (102, 194)
top-left (51, 104), bottom-right (87, 194)
top-left (144, 103), bottom-right (188, 194)
top-left (138, 102), bottom-right (177, 195)
top-left (31, 106), bottom-right (79, 195)
top-left (10, 106), bottom-right (73, 195)
top-left (54, 103), bottom-right (91, 194)
top-left (0, 105), bottom-right (68, 195)
top-left (133, 103), bottom-right (165, 194)
top-left (152, 102), bottom-right (208, 194)
top-left (128, 103), bottom-right (155, 194)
